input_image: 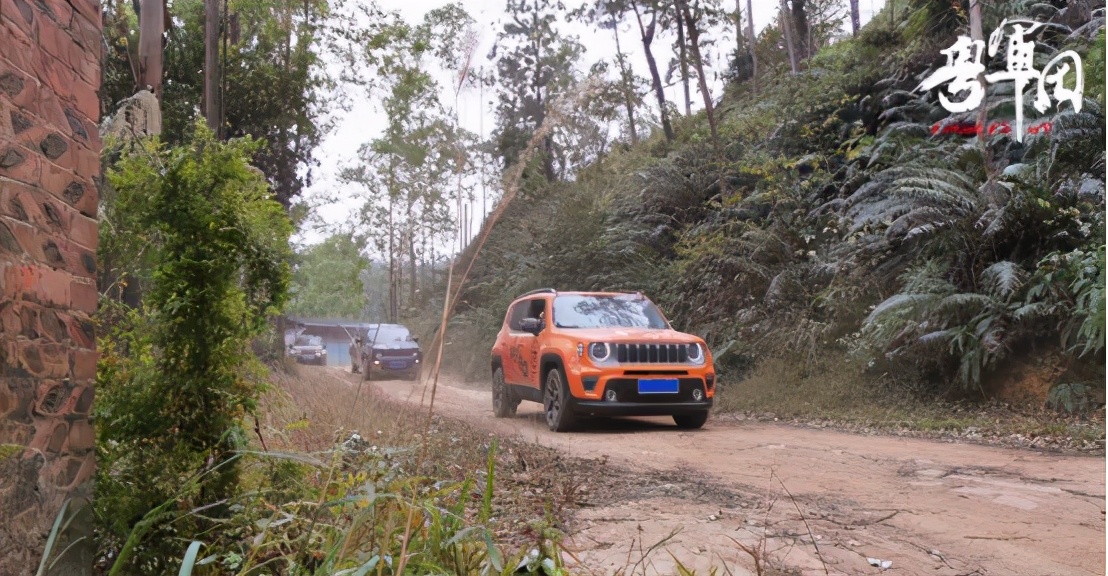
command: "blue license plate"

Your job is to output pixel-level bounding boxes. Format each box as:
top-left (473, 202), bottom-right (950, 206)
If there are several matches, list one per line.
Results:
top-left (637, 378), bottom-right (679, 394)
top-left (387, 360), bottom-right (408, 369)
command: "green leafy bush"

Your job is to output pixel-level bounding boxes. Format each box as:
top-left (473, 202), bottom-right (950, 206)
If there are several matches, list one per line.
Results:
top-left (95, 123), bottom-right (293, 572)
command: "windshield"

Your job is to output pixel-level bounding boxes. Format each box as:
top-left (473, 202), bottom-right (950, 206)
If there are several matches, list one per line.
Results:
top-left (295, 335), bottom-right (322, 346)
top-left (370, 325), bottom-right (414, 343)
top-left (552, 294), bottom-right (669, 329)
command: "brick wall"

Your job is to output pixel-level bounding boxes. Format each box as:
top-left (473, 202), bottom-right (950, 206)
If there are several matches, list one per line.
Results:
top-left (0, 0), bottom-right (101, 574)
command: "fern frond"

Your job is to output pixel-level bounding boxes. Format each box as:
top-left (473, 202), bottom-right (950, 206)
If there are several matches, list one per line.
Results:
top-left (982, 261), bottom-right (1027, 300)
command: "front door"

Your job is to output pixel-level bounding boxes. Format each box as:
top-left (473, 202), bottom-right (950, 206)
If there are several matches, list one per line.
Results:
top-left (506, 298), bottom-right (545, 388)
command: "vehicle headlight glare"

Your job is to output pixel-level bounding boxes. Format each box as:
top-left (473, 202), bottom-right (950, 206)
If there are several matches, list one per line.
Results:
top-left (588, 342), bottom-right (610, 362)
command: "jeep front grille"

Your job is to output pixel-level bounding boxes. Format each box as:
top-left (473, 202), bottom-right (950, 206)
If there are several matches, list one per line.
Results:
top-left (614, 343), bottom-right (688, 364)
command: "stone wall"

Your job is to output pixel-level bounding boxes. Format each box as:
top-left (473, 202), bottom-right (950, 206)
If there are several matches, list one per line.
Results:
top-left (0, 0), bottom-right (102, 574)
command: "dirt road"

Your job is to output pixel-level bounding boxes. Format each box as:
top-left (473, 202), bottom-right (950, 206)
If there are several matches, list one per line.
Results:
top-left (337, 368), bottom-right (1105, 576)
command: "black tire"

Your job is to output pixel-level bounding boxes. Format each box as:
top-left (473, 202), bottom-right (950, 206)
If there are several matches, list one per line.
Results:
top-left (492, 366), bottom-right (517, 418)
top-left (543, 367), bottom-right (576, 432)
top-left (673, 412), bottom-right (708, 430)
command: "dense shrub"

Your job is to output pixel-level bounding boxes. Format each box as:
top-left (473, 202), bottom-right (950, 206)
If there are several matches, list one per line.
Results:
top-left (95, 123), bottom-right (293, 572)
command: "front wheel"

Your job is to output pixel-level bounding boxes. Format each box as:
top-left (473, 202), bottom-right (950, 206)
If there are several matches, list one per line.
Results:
top-left (543, 367), bottom-right (576, 432)
top-left (492, 367), bottom-right (517, 418)
top-left (673, 412), bottom-right (708, 430)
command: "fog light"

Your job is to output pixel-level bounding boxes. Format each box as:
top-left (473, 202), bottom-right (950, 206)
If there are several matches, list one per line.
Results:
top-left (605, 389), bottom-right (617, 402)
top-left (692, 388), bottom-right (704, 401)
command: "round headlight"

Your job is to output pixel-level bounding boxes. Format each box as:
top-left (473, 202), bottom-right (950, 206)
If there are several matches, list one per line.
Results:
top-left (588, 342), bottom-right (610, 362)
top-left (687, 343), bottom-right (702, 362)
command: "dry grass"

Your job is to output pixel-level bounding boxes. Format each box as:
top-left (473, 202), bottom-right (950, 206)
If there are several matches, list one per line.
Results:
top-left (258, 365), bottom-right (421, 453)
top-left (255, 366), bottom-right (591, 546)
top-left (715, 355), bottom-right (1105, 452)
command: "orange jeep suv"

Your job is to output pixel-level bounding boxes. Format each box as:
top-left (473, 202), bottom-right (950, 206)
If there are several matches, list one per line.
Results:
top-left (490, 289), bottom-right (715, 431)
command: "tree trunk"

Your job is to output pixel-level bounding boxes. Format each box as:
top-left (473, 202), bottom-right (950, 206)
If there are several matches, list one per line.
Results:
top-left (137, 0), bottom-right (164, 98)
top-left (734, 0), bottom-right (744, 58)
top-left (746, 0), bottom-right (757, 91)
top-left (969, 0), bottom-right (988, 146)
top-left (631, 0), bottom-right (675, 141)
top-left (676, 0), bottom-right (717, 141)
top-left (849, 0), bottom-right (861, 36)
top-left (779, 0), bottom-right (799, 75)
top-left (407, 224), bottom-right (417, 309)
top-left (387, 165), bottom-right (398, 323)
top-left (790, 0), bottom-right (810, 63)
top-left (203, 0), bottom-right (221, 133)
top-left (675, 7), bottom-right (692, 116)
top-left (530, 8), bottom-right (557, 182)
top-left (611, 14), bottom-right (639, 144)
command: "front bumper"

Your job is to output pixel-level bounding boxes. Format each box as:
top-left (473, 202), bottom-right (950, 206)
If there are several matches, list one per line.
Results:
top-left (368, 357), bottom-right (421, 373)
top-left (568, 373), bottom-right (715, 417)
top-left (572, 399), bottom-right (712, 417)
top-left (294, 354), bottom-right (326, 363)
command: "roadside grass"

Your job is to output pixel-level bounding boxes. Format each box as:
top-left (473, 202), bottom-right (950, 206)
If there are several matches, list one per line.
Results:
top-left (715, 355), bottom-right (1105, 451)
top-left (87, 364), bottom-right (587, 575)
top-left (261, 365), bottom-right (587, 534)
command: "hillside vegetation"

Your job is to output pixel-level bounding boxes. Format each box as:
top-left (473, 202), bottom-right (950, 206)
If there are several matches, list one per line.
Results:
top-left (447, 1), bottom-right (1106, 414)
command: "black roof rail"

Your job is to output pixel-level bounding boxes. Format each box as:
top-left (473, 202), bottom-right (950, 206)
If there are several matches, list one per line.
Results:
top-left (519, 288), bottom-right (557, 298)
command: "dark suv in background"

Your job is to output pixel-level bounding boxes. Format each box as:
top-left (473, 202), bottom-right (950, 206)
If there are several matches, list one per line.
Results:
top-left (358, 324), bottom-right (422, 380)
top-left (289, 334), bottom-right (327, 365)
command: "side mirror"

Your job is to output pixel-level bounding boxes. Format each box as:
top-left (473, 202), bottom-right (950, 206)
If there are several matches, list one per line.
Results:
top-left (520, 317), bottom-right (543, 335)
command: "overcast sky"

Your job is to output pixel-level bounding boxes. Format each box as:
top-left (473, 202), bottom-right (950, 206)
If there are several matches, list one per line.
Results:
top-left (297, 0), bottom-right (890, 249)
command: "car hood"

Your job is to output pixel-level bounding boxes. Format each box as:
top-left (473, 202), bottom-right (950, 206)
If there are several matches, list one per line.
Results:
top-left (291, 345), bottom-right (324, 352)
top-left (554, 327), bottom-right (702, 344)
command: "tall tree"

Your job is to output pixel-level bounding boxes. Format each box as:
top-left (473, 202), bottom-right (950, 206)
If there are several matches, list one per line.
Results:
top-left (969, 0), bottom-right (987, 146)
top-left (341, 6), bottom-right (475, 320)
top-left (791, 0), bottom-right (810, 63)
top-left (610, 11), bottom-right (641, 144)
top-left (492, 0), bottom-right (584, 180)
top-left (289, 233), bottom-right (372, 319)
top-left (570, 0), bottom-right (646, 144)
top-left (733, 0), bottom-right (744, 64)
top-left (137, 0), bottom-right (165, 97)
top-left (203, 0), bottom-right (220, 132)
top-left (746, 0), bottom-right (757, 88)
top-left (779, 0), bottom-right (800, 74)
top-left (674, 6), bottom-right (693, 115)
top-left (101, 0), bottom-right (337, 207)
top-left (630, 0), bottom-right (675, 141)
top-left (849, 0), bottom-right (860, 36)
top-left (675, 0), bottom-right (718, 140)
